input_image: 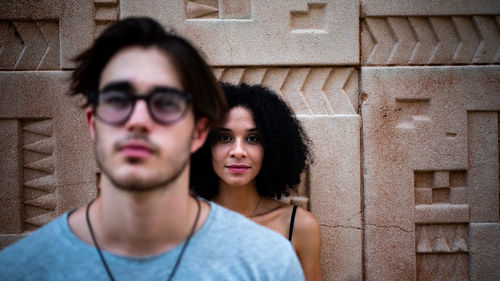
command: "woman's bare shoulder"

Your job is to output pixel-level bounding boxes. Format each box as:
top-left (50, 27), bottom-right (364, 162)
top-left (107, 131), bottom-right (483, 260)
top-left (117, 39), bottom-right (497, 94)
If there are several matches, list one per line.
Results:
top-left (293, 207), bottom-right (320, 237)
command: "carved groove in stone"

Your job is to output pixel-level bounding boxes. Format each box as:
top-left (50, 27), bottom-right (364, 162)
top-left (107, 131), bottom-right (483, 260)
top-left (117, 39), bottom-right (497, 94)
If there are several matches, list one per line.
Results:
top-left (22, 119), bottom-right (57, 229)
top-left (417, 253), bottom-right (469, 281)
top-left (214, 67), bottom-right (358, 115)
top-left (361, 16), bottom-right (500, 65)
top-left (0, 21), bottom-right (60, 70)
top-left (94, 0), bottom-right (119, 38)
top-left (186, 0), bottom-right (218, 19)
top-left (291, 3), bottom-right (326, 32)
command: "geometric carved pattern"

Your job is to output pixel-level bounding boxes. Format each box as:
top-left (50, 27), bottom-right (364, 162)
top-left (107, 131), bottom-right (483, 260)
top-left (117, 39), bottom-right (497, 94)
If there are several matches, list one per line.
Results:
top-left (416, 224), bottom-right (468, 253)
top-left (214, 67), bottom-right (358, 115)
top-left (291, 3), bottom-right (327, 32)
top-left (415, 170), bottom-right (467, 205)
top-left (186, 0), bottom-right (251, 19)
top-left (94, 0), bottom-right (119, 38)
top-left (362, 16), bottom-right (500, 65)
top-left (416, 253), bottom-right (469, 281)
top-left (22, 119), bottom-right (57, 230)
top-left (0, 21), bottom-right (60, 70)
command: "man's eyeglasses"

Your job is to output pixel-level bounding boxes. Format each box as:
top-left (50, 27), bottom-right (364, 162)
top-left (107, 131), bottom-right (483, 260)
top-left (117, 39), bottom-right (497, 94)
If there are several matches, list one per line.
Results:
top-left (90, 82), bottom-right (192, 126)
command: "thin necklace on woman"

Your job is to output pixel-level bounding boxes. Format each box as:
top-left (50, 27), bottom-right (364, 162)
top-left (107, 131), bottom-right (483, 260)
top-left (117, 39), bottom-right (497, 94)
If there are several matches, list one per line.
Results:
top-left (85, 198), bottom-right (201, 281)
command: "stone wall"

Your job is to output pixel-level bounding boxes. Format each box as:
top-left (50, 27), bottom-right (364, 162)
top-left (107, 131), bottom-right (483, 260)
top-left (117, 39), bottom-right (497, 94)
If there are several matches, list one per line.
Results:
top-left (0, 1), bottom-right (498, 280)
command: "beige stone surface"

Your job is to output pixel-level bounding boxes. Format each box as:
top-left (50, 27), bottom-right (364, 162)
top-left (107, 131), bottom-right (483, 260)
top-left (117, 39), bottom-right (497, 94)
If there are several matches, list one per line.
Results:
top-left (468, 112), bottom-right (500, 222)
top-left (301, 116), bottom-right (361, 229)
top-left (365, 225), bottom-right (416, 280)
top-left (362, 66), bottom-right (500, 280)
top-left (361, 0), bottom-right (500, 16)
top-left (0, 71), bottom-right (95, 236)
top-left (0, 120), bottom-right (22, 233)
top-left (303, 115), bottom-right (362, 280)
top-left (321, 226), bottom-right (362, 281)
top-left (121, 0), bottom-right (359, 65)
top-left (469, 223), bottom-right (500, 280)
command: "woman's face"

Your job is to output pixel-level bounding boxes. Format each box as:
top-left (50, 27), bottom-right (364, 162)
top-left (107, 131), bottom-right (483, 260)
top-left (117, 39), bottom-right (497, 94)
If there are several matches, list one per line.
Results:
top-left (211, 106), bottom-right (264, 188)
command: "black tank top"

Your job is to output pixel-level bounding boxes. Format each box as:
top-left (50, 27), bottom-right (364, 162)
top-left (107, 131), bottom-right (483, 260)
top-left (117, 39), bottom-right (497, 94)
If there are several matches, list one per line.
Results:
top-left (288, 205), bottom-right (298, 241)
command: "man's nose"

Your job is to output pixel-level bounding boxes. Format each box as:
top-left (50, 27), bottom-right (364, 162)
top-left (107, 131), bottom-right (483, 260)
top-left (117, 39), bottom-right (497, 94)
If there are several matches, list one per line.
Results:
top-left (125, 100), bottom-right (153, 133)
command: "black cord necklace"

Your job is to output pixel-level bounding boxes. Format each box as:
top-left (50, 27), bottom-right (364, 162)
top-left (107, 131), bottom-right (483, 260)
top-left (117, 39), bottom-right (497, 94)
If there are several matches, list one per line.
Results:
top-left (86, 198), bottom-right (201, 281)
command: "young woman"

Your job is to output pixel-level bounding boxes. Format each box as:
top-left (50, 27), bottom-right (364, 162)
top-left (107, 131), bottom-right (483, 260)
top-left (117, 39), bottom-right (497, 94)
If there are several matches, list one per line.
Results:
top-left (191, 83), bottom-right (321, 281)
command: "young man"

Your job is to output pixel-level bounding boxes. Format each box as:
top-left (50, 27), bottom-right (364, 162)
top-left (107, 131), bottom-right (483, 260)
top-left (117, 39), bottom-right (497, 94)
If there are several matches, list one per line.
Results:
top-left (0, 17), bottom-right (304, 280)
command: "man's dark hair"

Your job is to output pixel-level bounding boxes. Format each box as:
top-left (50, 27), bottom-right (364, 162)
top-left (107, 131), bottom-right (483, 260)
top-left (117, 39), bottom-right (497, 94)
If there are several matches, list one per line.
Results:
top-left (190, 83), bottom-right (312, 199)
top-left (69, 17), bottom-right (227, 128)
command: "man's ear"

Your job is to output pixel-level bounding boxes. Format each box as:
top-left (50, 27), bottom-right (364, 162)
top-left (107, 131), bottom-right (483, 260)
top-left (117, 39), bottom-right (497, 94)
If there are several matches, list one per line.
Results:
top-left (191, 117), bottom-right (209, 153)
top-left (86, 107), bottom-right (96, 141)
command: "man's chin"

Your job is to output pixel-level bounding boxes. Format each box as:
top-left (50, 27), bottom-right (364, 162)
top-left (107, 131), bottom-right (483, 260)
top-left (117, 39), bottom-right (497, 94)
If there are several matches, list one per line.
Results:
top-left (110, 173), bottom-right (168, 192)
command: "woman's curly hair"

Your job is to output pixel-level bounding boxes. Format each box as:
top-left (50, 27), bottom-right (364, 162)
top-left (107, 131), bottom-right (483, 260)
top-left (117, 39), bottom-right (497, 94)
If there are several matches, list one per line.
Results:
top-left (190, 83), bottom-right (312, 200)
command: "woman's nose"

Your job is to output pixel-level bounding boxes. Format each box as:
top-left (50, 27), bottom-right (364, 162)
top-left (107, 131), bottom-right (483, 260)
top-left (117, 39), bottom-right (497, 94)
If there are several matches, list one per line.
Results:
top-left (230, 139), bottom-right (247, 158)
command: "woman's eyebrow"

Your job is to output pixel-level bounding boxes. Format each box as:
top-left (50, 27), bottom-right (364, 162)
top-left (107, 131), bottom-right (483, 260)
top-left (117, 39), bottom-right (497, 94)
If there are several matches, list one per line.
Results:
top-left (217, 127), bottom-right (231, 132)
top-left (247, 128), bottom-right (259, 132)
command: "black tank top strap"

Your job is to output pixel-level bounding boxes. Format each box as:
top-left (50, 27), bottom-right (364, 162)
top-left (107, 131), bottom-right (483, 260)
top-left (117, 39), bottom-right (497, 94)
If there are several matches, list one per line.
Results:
top-left (288, 205), bottom-right (298, 241)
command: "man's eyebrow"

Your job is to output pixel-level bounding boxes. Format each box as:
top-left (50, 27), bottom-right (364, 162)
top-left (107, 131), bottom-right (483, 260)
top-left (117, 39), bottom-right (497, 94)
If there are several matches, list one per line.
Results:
top-left (216, 127), bottom-right (259, 132)
top-left (101, 81), bottom-right (133, 92)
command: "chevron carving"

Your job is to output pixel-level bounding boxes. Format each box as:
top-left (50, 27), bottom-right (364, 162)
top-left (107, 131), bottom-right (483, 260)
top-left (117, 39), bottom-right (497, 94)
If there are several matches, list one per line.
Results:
top-left (22, 119), bottom-right (57, 229)
top-left (362, 16), bottom-right (500, 65)
top-left (213, 67), bottom-right (358, 115)
top-left (0, 21), bottom-right (60, 70)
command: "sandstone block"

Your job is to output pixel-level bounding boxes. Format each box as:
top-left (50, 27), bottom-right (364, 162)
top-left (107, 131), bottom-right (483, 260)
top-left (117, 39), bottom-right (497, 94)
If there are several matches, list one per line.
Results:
top-left (362, 66), bottom-right (500, 279)
top-left (0, 120), bottom-right (22, 233)
top-left (320, 226), bottom-right (362, 281)
top-left (470, 223), bottom-right (500, 280)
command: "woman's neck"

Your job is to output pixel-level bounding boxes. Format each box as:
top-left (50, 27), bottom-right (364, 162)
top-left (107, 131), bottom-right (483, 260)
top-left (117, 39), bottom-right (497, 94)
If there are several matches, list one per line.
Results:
top-left (214, 181), bottom-right (261, 218)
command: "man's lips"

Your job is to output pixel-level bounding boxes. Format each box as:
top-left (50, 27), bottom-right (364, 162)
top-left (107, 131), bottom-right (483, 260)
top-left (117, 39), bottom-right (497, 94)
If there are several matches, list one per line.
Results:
top-left (118, 142), bottom-right (154, 158)
top-left (226, 164), bottom-right (250, 173)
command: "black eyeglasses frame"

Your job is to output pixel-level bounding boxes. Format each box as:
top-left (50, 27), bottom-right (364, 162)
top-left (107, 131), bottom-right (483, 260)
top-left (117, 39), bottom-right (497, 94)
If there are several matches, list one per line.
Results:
top-left (89, 86), bottom-right (192, 126)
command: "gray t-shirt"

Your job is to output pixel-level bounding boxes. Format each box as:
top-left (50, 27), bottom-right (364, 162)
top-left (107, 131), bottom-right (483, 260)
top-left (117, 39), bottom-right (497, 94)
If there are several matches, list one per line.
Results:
top-left (0, 201), bottom-right (304, 281)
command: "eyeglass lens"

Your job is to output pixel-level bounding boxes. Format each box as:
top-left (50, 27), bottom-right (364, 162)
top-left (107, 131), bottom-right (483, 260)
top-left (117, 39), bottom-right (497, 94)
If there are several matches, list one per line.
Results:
top-left (96, 86), bottom-right (190, 125)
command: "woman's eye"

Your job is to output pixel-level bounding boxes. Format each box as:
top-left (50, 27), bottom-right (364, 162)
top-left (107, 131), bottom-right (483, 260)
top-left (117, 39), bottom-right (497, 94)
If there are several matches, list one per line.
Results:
top-left (216, 134), bottom-right (232, 143)
top-left (247, 135), bottom-right (260, 144)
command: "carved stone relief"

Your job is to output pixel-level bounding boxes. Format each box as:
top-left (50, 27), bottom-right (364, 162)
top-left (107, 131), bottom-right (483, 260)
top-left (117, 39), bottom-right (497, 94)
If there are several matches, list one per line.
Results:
top-left (362, 66), bottom-right (500, 280)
